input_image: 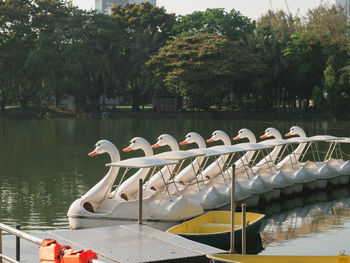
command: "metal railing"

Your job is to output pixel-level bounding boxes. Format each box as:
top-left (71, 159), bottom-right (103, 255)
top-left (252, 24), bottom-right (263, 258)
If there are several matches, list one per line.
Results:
top-left (0, 223), bottom-right (105, 263)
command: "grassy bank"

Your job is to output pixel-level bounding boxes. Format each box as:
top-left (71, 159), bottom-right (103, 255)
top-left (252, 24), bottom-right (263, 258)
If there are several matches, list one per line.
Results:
top-left (0, 105), bottom-right (341, 121)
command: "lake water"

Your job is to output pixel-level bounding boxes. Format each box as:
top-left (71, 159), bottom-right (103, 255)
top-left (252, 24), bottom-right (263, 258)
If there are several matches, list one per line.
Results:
top-left (1, 117), bottom-right (350, 254)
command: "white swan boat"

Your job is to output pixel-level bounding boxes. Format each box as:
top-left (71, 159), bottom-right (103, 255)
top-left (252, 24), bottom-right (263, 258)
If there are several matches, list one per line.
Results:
top-left (234, 128), bottom-right (302, 195)
top-left (259, 137), bottom-right (317, 193)
top-left (68, 139), bottom-right (204, 230)
top-left (155, 147), bottom-right (231, 210)
top-left (153, 131), bottom-right (274, 208)
top-left (206, 130), bottom-right (277, 203)
top-left (68, 127), bottom-right (350, 230)
top-left (326, 137), bottom-right (350, 184)
top-left (282, 126), bottom-right (343, 187)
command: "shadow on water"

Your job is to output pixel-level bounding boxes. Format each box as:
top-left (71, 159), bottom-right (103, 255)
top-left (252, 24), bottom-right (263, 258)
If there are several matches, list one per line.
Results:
top-left (214, 233), bottom-right (264, 254)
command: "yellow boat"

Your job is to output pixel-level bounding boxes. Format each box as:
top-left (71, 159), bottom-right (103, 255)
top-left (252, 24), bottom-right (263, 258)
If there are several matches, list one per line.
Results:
top-left (207, 254), bottom-right (350, 263)
top-left (166, 211), bottom-right (265, 250)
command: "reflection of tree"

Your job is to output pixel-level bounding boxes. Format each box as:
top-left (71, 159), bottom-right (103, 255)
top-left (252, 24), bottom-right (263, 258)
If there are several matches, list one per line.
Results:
top-left (261, 203), bottom-right (350, 247)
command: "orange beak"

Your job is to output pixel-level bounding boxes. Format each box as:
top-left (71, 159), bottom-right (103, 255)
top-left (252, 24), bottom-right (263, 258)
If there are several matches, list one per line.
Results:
top-left (152, 143), bottom-right (160, 149)
top-left (260, 135), bottom-right (267, 139)
top-left (123, 147), bottom-right (133, 152)
top-left (88, 151), bottom-right (98, 157)
top-left (233, 136), bottom-right (240, 141)
top-left (285, 132), bottom-right (292, 137)
top-left (179, 140), bottom-right (188, 146)
top-left (206, 138), bottom-right (214, 143)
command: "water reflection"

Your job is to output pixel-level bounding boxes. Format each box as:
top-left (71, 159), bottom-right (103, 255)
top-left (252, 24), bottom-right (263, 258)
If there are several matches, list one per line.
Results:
top-left (257, 186), bottom-right (350, 254)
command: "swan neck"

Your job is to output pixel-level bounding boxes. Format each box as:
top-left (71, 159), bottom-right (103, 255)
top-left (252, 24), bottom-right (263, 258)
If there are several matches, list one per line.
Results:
top-left (245, 131), bottom-right (256, 143)
top-left (169, 140), bottom-right (180, 151)
top-left (220, 134), bottom-right (231, 145)
top-left (270, 145), bottom-right (282, 160)
top-left (297, 130), bottom-right (306, 137)
top-left (294, 143), bottom-right (306, 156)
top-left (195, 139), bottom-right (206, 148)
top-left (109, 146), bottom-right (120, 163)
top-left (141, 141), bottom-right (153, 156)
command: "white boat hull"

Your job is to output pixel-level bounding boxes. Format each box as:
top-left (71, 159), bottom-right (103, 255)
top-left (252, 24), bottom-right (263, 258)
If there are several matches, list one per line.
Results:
top-left (68, 191), bottom-right (204, 229)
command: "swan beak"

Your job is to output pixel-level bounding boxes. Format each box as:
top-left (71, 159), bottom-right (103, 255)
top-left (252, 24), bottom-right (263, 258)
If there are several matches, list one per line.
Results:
top-left (260, 135), bottom-right (267, 139)
top-left (285, 132), bottom-right (292, 137)
top-left (179, 140), bottom-right (188, 146)
top-left (233, 136), bottom-right (240, 141)
top-left (88, 151), bottom-right (98, 157)
top-left (206, 138), bottom-right (214, 143)
top-left (123, 147), bottom-right (133, 152)
top-left (152, 143), bottom-right (160, 149)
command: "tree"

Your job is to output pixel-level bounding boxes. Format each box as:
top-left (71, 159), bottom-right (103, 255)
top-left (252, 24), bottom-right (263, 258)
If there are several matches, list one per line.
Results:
top-left (111, 2), bottom-right (176, 111)
top-left (305, 4), bottom-right (349, 46)
top-left (55, 10), bottom-right (125, 112)
top-left (283, 32), bottom-right (327, 110)
top-left (147, 34), bottom-right (266, 111)
top-left (253, 10), bottom-right (300, 111)
top-left (0, 0), bottom-right (75, 110)
top-left (172, 8), bottom-right (255, 42)
top-left (0, 0), bottom-right (35, 109)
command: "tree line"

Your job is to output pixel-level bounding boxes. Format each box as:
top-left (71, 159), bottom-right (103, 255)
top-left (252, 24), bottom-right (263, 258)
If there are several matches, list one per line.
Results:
top-left (1, 0), bottom-right (350, 117)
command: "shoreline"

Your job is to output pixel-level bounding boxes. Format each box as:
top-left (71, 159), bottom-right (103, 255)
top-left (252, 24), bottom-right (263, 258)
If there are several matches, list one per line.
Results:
top-left (0, 108), bottom-right (340, 121)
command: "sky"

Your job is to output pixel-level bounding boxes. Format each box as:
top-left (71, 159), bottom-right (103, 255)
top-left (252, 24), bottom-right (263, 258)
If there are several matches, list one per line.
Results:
top-left (72, 0), bottom-right (333, 20)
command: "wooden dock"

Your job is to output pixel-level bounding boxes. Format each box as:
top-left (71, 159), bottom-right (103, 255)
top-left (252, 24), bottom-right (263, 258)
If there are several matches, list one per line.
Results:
top-left (2, 224), bottom-right (224, 263)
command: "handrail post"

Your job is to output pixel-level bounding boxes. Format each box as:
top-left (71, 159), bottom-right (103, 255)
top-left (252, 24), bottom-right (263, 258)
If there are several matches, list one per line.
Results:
top-left (241, 204), bottom-right (246, 254)
top-left (138, 179), bottom-right (143, 225)
top-left (0, 229), bottom-right (2, 263)
top-left (16, 225), bottom-right (20, 262)
top-left (230, 164), bottom-right (236, 254)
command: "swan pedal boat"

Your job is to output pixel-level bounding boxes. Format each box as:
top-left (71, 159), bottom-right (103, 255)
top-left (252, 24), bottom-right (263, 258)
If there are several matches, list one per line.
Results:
top-left (68, 155), bottom-right (205, 230)
top-left (210, 143), bottom-right (277, 203)
top-left (258, 137), bottom-right (317, 193)
top-left (207, 254), bottom-right (350, 263)
top-left (166, 211), bottom-right (265, 250)
top-left (279, 127), bottom-right (348, 188)
top-left (160, 143), bottom-right (274, 209)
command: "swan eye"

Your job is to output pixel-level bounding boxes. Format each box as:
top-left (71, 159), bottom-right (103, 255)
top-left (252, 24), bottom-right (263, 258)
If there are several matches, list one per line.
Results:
top-left (188, 135), bottom-right (191, 138)
top-left (97, 143), bottom-right (100, 147)
top-left (133, 140), bottom-right (136, 143)
top-left (160, 137), bottom-right (163, 140)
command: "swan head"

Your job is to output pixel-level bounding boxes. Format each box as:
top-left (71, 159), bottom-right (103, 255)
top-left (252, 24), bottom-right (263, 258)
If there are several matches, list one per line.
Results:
top-left (179, 132), bottom-right (206, 148)
top-left (88, 140), bottom-right (116, 156)
top-left (285, 126), bottom-right (306, 137)
top-left (123, 137), bottom-right (153, 156)
top-left (152, 134), bottom-right (179, 151)
top-left (233, 128), bottom-right (256, 143)
top-left (88, 140), bottom-right (120, 162)
top-left (206, 130), bottom-right (231, 145)
top-left (260, 127), bottom-right (282, 140)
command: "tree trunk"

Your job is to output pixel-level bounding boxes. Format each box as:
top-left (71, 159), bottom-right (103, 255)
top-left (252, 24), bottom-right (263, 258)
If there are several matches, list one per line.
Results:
top-left (0, 88), bottom-right (7, 113)
top-left (16, 86), bottom-right (29, 109)
top-left (255, 84), bottom-right (259, 112)
top-left (131, 81), bottom-right (141, 112)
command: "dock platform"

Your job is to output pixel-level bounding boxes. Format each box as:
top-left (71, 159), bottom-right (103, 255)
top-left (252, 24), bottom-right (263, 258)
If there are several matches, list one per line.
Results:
top-left (3, 224), bottom-right (224, 262)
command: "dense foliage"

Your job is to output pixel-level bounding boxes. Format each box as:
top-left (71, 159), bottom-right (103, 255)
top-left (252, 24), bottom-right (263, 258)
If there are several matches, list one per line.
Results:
top-left (1, 0), bottom-right (350, 117)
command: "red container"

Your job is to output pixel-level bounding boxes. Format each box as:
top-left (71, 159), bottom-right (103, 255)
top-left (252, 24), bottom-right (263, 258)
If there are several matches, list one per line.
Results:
top-left (39, 239), bottom-right (70, 263)
top-left (61, 249), bottom-right (98, 263)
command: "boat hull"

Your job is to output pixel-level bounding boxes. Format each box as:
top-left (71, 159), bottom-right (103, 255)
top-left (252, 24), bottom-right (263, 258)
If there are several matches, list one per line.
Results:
top-left (68, 215), bottom-right (177, 231)
top-left (167, 211), bottom-right (265, 250)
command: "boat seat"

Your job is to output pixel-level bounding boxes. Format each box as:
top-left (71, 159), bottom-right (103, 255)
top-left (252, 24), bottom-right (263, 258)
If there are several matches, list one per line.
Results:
top-left (197, 223), bottom-right (239, 233)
